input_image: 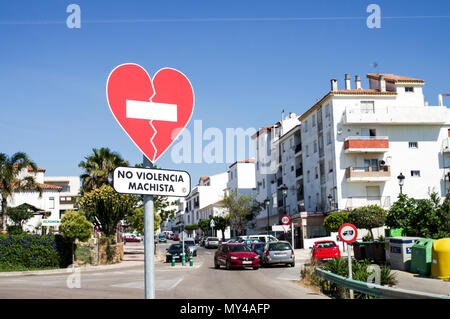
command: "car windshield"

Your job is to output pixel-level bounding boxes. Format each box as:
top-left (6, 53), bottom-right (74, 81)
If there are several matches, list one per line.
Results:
top-left (228, 245), bottom-right (251, 252)
top-left (184, 241), bottom-right (195, 245)
top-left (169, 244), bottom-right (182, 251)
top-left (316, 242), bottom-right (336, 248)
top-left (208, 238), bottom-right (218, 241)
top-left (268, 243), bottom-right (291, 251)
top-left (252, 243), bottom-right (265, 250)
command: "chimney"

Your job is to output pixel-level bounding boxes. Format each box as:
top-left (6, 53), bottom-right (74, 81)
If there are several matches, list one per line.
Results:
top-left (331, 79), bottom-right (338, 92)
top-left (380, 75), bottom-right (386, 92)
top-left (345, 74), bottom-right (351, 90)
top-left (438, 94), bottom-right (443, 106)
top-left (281, 109), bottom-right (285, 121)
top-left (355, 75), bottom-right (361, 90)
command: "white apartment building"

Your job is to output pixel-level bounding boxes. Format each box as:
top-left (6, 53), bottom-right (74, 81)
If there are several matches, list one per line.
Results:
top-left (1, 166), bottom-right (73, 233)
top-left (251, 112), bottom-right (300, 235)
top-left (226, 158), bottom-right (256, 196)
top-left (184, 172), bottom-right (228, 234)
top-left (43, 176), bottom-right (81, 219)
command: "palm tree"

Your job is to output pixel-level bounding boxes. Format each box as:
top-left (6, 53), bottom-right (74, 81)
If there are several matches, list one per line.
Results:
top-left (79, 147), bottom-right (128, 194)
top-left (0, 152), bottom-right (42, 234)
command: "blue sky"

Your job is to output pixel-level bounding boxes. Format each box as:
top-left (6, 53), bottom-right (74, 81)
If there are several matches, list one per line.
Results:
top-left (1, 0), bottom-right (450, 187)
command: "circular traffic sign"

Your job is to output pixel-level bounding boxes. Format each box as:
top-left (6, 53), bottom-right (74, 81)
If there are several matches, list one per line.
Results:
top-left (281, 215), bottom-right (290, 225)
top-left (338, 223), bottom-right (358, 243)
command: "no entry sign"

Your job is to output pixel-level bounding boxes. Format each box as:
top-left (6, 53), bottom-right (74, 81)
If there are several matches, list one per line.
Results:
top-left (113, 166), bottom-right (190, 197)
top-left (338, 223), bottom-right (358, 243)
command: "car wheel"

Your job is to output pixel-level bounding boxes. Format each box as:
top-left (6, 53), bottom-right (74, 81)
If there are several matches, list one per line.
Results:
top-left (291, 262), bottom-right (295, 267)
top-left (226, 259), bottom-right (231, 270)
top-left (194, 252), bottom-right (197, 257)
top-left (214, 258), bottom-right (220, 269)
top-left (166, 257), bottom-right (170, 263)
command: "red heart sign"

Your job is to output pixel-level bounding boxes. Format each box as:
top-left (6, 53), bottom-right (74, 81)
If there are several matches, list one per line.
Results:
top-left (106, 63), bottom-right (194, 163)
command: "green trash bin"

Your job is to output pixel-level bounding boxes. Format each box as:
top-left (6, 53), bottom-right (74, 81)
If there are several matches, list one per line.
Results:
top-left (373, 241), bottom-right (386, 264)
top-left (353, 242), bottom-right (374, 261)
top-left (410, 238), bottom-right (435, 276)
top-left (385, 228), bottom-right (404, 238)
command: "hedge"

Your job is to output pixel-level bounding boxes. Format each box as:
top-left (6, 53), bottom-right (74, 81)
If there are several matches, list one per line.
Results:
top-left (0, 234), bottom-right (72, 271)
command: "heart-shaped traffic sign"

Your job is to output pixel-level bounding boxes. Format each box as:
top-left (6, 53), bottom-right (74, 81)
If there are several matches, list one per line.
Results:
top-left (106, 63), bottom-right (194, 163)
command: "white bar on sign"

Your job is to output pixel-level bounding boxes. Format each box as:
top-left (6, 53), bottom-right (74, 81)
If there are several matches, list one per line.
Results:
top-left (126, 100), bottom-right (178, 122)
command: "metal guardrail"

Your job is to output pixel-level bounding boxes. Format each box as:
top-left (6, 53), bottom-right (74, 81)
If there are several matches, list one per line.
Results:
top-left (315, 267), bottom-right (450, 299)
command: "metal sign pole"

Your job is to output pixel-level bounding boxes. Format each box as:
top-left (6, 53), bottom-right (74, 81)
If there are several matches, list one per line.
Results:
top-left (291, 222), bottom-right (294, 249)
top-left (143, 155), bottom-right (155, 299)
top-left (347, 242), bottom-right (354, 299)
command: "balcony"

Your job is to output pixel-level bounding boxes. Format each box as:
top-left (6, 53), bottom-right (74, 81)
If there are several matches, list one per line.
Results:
top-left (295, 144), bottom-right (302, 154)
top-left (345, 165), bottom-right (390, 182)
top-left (345, 196), bottom-right (391, 209)
top-left (344, 106), bottom-right (447, 125)
top-left (344, 136), bottom-right (389, 153)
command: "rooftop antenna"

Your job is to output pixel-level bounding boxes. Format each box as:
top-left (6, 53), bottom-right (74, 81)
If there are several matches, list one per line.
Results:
top-left (371, 62), bottom-right (380, 74)
top-left (281, 109), bottom-right (284, 122)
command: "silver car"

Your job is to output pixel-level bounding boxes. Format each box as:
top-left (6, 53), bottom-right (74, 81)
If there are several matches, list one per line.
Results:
top-left (262, 241), bottom-right (295, 267)
top-left (205, 237), bottom-right (220, 249)
top-left (182, 239), bottom-right (198, 256)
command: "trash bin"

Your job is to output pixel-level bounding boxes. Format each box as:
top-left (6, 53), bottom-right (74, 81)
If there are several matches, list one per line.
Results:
top-left (385, 228), bottom-right (404, 238)
top-left (389, 237), bottom-right (420, 271)
top-left (373, 241), bottom-right (386, 264)
top-left (431, 238), bottom-right (450, 279)
top-left (352, 241), bottom-right (374, 261)
top-left (410, 238), bottom-right (435, 276)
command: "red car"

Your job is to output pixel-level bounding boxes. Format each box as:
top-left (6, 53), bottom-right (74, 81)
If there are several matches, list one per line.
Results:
top-left (174, 234), bottom-right (180, 241)
top-left (214, 243), bottom-right (260, 270)
top-left (122, 233), bottom-right (141, 242)
top-left (312, 240), bottom-right (341, 262)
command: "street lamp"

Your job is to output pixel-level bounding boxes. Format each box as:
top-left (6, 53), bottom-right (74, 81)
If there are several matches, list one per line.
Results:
top-left (327, 194), bottom-right (333, 212)
top-left (264, 198), bottom-right (270, 235)
top-left (397, 173), bottom-right (405, 194)
top-left (280, 184), bottom-right (288, 215)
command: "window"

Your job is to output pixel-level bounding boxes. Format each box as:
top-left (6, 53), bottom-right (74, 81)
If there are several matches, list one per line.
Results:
top-left (230, 171), bottom-right (233, 180)
top-left (315, 167), bottom-right (319, 179)
top-left (313, 141), bottom-right (317, 153)
top-left (307, 170), bottom-right (310, 182)
top-left (305, 145), bottom-right (309, 157)
top-left (312, 114), bottom-right (316, 127)
top-left (49, 197), bottom-right (55, 209)
top-left (328, 160), bottom-right (333, 173)
top-left (327, 131), bottom-right (332, 145)
top-left (262, 178), bottom-right (265, 189)
top-left (304, 120), bottom-right (308, 132)
top-left (364, 159), bottom-right (378, 171)
top-left (411, 170), bottom-right (421, 177)
top-left (361, 101), bottom-right (375, 113)
top-left (405, 87), bottom-right (414, 93)
top-left (361, 128), bottom-right (376, 137)
top-left (291, 166), bottom-right (294, 172)
top-left (409, 142), bottom-right (418, 149)
top-left (325, 104), bottom-right (330, 117)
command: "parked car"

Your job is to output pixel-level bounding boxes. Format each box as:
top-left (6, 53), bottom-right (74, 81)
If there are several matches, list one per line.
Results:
top-left (243, 238), bottom-right (260, 246)
top-left (250, 242), bottom-right (266, 260)
top-left (311, 240), bottom-right (341, 262)
top-left (194, 235), bottom-right (201, 244)
top-left (214, 243), bottom-right (260, 270)
top-left (247, 234), bottom-right (278, 243)
top-left (158, 234), bottom-right (167, 243)
top-left (174, 234), bottom-right (180, 241)
top-left (182, 239), bottom-right (198, 256)
top-left (205, 237), bottom-right (220, 249)
top-left (261, 241), bottom-right (295, 267)
top-left (123, 233), bottom-right (141, 242)
top-left (165, 243), bottom-right (191, 263)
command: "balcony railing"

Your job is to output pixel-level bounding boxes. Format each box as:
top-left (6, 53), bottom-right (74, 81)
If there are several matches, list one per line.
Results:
top-left (344, 136), bottom-right (389, 153)
top-left (295, 144), bottom-right (302, 154)
top-left (345, 165), bottom-right (390, 182)
top-left (345, 196), bottom-right (391, 209)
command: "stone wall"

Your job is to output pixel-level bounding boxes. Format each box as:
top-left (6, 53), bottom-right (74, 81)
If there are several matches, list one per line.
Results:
top-left (74, 238), bottom-right (124, 265)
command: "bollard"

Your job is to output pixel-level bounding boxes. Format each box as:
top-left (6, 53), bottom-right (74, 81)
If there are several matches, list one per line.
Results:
top-left (171, 254), bottom-right (175, 267)
top-left (189, 253), bottom-right (193, 267)
top-left (182, 253), bottom-right (186, 266)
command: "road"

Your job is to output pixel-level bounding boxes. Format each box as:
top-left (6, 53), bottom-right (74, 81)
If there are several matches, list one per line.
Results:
top-left (0, 241), bottom-right (327, 299)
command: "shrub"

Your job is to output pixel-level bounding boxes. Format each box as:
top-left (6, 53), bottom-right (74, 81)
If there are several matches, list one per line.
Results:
top-left (323, 211), bottom-right (350, 233)
top-left (0, 234), bottom-right (72, 271)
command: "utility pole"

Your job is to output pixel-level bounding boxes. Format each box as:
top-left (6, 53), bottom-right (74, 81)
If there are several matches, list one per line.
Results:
top-left (143, 155), bottom-right (155, 299)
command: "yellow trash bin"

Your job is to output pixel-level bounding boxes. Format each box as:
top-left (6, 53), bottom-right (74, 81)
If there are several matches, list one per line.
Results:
top-left (431, 238), bottom-right (450, 279)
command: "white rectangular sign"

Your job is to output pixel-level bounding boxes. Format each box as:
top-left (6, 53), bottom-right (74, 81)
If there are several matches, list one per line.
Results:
top-left (272, 225), bottom-right (290, 232)
top-left (42, 219), bottom-right (61, 226)
top-left (113, 167), bottom-right (191, 197)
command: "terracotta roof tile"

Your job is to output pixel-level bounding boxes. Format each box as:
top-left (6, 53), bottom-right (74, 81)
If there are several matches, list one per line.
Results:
top-left (367, 74), bottom-right (425, 83)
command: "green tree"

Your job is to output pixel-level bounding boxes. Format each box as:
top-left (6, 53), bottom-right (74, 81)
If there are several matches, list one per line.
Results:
top-left (78, 185), bottom-right (138, 238)
top-left (0, 152), bottom-right (42, 233)
top-left (214, 215), bottom-right (231, 240)
top-left (323, 211), bottom-right (350, 233)
top-left (385, 193), bottom-right (417, 230)
top-left (125, 206), bottom-right (162, 235)
top-left (78, 147), bottom-right (128, 194)
top-left (60, 210), bottom-right (93, 264)
top-left (197, 219), bottom-right (210, 235)
top-left (222, 191), bottom-right (263, 236)
top-left (436, 194), bottom-right (450, 238)
top-left (348, 205), bottom-right (387, 240)
top-left (7, 204), bottom-right (35, 231)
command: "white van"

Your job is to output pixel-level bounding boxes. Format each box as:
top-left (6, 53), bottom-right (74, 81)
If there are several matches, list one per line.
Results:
top-left (247, 234), bottom-right (278, 243)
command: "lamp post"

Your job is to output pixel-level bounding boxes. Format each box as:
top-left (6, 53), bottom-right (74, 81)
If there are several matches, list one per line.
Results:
top-left (397, 173), bottom-right (405, 194)
top-left (280, 184), bottom-right (288, 217)
top-left (264, 198), bottom-right (270, 235)
top-left (327, 194), bottom-right (333, 213)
